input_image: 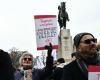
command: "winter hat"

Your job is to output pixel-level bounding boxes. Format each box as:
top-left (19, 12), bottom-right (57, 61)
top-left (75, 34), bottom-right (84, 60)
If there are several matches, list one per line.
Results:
top-left (74, 32), bottom-right (94, 48)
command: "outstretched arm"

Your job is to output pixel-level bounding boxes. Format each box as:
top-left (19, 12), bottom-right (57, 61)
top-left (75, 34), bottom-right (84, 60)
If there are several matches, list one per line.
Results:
top-left (43, 43), bottom-right (54, 79)
top-left (45, 43), bottom-right (53, 68)
top-left (32, 43), bottom-right (54, 80)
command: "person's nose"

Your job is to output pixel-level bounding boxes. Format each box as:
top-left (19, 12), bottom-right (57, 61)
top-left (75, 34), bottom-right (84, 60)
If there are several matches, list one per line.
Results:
top-left (90, 41), bottom-right (96, 44)
top-left (89, 41), bottom-right (96, 47)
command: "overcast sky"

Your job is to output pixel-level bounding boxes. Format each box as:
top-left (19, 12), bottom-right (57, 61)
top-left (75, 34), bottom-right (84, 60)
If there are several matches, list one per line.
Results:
top-left (0, 0), bottom-right (100, 56)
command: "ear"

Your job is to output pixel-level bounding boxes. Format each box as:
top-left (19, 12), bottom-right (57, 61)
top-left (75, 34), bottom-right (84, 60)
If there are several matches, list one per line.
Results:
top-left (78, 48), bottom-right (81, 52)
top-left (76, 46), bottom-right (81, 52)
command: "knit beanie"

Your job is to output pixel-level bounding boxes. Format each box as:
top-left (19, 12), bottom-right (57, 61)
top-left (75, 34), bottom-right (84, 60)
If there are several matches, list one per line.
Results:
top-left (74, 32), bottom-right (94, 48)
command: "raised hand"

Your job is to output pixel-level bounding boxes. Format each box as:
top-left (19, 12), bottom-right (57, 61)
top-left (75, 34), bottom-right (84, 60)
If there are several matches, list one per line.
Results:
top-left (45, 43), bottom-right (52, 57)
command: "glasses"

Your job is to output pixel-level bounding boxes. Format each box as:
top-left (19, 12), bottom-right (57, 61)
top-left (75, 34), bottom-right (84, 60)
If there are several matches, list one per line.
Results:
top-left (23, 58), bottom-right (32, 61)
top-left (80, 38), bottom-right (97, 44)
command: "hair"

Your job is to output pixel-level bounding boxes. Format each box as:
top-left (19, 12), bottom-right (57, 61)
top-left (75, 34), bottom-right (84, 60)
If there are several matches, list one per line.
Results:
top-left (19, 53), bottom-right (33, 66)
top-left (57, 58), bottom-right (65, 63)
top-left (71, 52), bottom-right (77, 58)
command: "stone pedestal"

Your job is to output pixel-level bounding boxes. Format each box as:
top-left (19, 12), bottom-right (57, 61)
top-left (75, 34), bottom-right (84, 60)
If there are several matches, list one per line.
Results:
top-left (57, 29), bottom-right (73, 61)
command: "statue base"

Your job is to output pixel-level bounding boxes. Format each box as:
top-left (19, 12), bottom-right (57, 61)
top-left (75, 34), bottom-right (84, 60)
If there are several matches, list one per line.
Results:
top-left (57, 29), bottom-right (73, 62)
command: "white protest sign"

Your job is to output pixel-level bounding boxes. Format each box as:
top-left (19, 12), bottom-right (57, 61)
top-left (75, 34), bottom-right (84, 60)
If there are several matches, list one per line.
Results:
top-left (88, 65), bottom-right (100, 80)
top-left (34, 15), bottom-right (58, 50)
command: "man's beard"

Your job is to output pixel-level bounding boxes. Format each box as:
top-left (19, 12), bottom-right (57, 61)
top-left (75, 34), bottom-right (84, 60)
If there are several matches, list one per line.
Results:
top-left (76, 50), bottom-right (99, 65)
top-left (83, 53), bottom-right (99, 65)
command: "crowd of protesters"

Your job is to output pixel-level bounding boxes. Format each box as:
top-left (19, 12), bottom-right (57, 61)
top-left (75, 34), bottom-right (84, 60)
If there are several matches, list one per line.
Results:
top-left (1, 32), bottom-right (100, 80)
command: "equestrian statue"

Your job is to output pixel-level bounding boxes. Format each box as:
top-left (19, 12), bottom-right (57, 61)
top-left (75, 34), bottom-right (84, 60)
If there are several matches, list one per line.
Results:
top-left (58, 2), bottom-right (69, 29)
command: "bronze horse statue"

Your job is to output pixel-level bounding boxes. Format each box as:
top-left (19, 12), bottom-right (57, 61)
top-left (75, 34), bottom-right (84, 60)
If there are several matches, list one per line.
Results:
top-left (58, 2), bottom-right (69, 29)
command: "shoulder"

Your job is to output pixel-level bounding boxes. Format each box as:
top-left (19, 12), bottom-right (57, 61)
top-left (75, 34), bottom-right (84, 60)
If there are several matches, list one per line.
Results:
top-left (0, 50), bottom-right (10, 60)
top-left (63, 60), bottom-right (77, 70)
top-left (14, 69), bottom-right (24, 80)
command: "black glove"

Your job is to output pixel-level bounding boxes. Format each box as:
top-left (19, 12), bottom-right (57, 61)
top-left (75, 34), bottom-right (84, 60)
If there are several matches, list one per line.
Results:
top-left (45, 43), bottom-right (52, 57)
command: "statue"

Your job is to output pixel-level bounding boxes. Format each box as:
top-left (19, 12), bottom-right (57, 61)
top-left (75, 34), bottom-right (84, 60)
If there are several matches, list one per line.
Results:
top-left (58, 2), bottom-right (69, 29)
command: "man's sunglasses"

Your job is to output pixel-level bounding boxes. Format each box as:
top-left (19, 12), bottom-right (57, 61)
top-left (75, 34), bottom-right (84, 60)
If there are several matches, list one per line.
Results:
top-left (80, 38), bottom-right (97, 44)
top-left (23, 58), bottom-right (32, 61)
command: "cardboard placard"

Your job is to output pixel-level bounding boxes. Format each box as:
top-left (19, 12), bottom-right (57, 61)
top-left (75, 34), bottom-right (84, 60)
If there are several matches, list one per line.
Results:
top-left (34, 15), bottom-right (58, 50)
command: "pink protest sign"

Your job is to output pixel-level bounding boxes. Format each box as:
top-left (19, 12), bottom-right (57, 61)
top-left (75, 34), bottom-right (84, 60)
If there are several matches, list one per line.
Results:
top-left (34, 15), bottom-right (58, 50)
top-left (88, 65), bottom-right (100, 80)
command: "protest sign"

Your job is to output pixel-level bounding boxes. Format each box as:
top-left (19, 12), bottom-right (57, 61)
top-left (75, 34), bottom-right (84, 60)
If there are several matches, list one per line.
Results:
top-left (34, 15), bottom-right (58, 50)
top-left (88, 65), bottom-right (100, 80)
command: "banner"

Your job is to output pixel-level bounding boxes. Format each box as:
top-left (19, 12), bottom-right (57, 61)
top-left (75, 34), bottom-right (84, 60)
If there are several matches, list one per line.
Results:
top-left (88, 65), bottom-right (100, 80)
top-left (34, 15), bottom-right (58, 50)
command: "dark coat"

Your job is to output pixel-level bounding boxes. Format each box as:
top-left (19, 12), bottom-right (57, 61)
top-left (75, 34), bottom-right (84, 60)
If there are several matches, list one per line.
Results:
top-left (32, 56), bottom-right (53, 80)
top-left (61, 60), bottom-right (88, 80)
top-left (50, 67), bottom-right (63, 80)
top-left (0, 50), bottom-right (15, 80)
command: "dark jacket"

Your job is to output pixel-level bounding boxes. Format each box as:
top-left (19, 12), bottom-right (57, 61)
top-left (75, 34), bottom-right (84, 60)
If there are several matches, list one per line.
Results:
top-left (50, 67), bottom-right (63, 80)
top-left (0, 50), bottom-right (15, 80)
top-left (62, 60), bottom-right (88, 80)
top-left (32, 56), bottom-right (53, 80)
top-left (49, 63), bottom-right (67, 80)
